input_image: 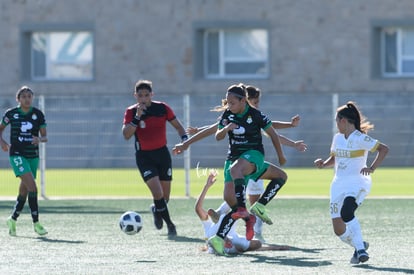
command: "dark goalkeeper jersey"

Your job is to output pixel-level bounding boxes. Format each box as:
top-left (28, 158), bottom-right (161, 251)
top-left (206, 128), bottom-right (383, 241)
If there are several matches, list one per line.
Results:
top-left (218, 104), bottom-right (272, 161)
top-left (123, 101), bottom-right (176, 151)
top-left (1, 106), bottom-right (46, 158)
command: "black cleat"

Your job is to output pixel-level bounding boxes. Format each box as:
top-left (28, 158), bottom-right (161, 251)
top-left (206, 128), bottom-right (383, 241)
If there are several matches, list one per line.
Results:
top-left (357, 249), bottom-right (369, 263)
top-left (350, 241), bottom-right (369, 264)
top-left (150, 204), bottom-right (163, 230)
top-left (167, 224), bottom-right (177, 237)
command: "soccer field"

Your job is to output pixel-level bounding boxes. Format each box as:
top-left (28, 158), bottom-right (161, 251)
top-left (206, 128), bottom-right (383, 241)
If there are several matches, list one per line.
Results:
top-left (1, 198), bottom-right (413, 274)
top-left (0, 168), bottom-right (413, 198)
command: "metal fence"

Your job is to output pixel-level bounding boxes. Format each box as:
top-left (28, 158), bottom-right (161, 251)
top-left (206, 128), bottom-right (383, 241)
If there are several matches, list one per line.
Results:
top-left (1, 92), bottom-right (413, 170)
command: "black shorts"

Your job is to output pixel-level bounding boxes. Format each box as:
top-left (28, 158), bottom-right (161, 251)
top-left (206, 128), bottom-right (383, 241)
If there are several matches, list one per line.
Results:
top-left (135, 146), bottom-right (172, 182)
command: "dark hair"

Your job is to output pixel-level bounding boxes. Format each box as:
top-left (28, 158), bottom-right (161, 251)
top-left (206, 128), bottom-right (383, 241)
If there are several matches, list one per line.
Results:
top-left (135, 80), bottom-right (152, 93)
top-left (211, 83), bottom-right (247, 112)
top-left (226, 83), bottom-right (246, 99)
top-left (16, 86), bottom-right (34, 99)
top-left (246, 85), bottom-right (261, 100)
top-left (337, 101), bottom-right (374, 133)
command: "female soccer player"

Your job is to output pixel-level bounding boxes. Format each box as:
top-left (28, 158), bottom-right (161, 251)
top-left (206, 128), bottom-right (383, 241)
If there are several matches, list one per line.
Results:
top-left (173, 85), bottom-right (306, 243)
top-left (0, 86), bottom-right (48, 236)
top-left (122, 80), bottom-right (187, 238)
top-left (195, 169), bottom-right (289, 255)
top-left (207, 83), bottom-right (288, 255)
top-left (314, 101), bottom-right (389, 264)
top-left (195, 170), bottom-right (262, 254)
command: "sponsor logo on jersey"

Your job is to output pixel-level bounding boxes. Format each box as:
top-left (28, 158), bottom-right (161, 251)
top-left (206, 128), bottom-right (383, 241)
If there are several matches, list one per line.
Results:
top-left (21, 121), bottom-right (33, 132)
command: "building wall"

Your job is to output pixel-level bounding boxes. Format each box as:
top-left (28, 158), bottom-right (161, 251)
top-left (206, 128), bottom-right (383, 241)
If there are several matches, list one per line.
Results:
top-left (1, 0), bottom-right (414, 95)
top-left (0, 1), bottom-right (413, 168)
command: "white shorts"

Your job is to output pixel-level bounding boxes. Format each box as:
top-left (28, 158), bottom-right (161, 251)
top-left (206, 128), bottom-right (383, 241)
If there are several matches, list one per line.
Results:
top-left (329, 176), bottom-right (371, 219)
top-left (246, 179), bottom-right (264, 196)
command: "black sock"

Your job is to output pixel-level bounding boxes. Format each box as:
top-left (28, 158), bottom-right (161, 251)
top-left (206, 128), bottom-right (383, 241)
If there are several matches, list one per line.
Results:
top-left (11, 195), bottom-right (27, 220)
top-left (28, 192), bottom-right (39, 223)
top-left (154, 198), bottom-right (173, 226)
top-left (258, 178), bottom-right (286, 205)
top-left (234, 178), bottom-right (246, 208)
top-left (216, 211), bottom-right (236, 239)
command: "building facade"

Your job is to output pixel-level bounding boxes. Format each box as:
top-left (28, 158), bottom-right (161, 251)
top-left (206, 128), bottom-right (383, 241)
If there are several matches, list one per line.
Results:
top-left (0, 0), bottom-right (413, 168)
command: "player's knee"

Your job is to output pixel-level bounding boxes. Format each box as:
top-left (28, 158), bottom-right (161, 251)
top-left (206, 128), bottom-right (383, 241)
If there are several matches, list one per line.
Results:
top-left (248, 240), bottom-right (262, 251)
top-left (340, 196), bottom-right (358, 222)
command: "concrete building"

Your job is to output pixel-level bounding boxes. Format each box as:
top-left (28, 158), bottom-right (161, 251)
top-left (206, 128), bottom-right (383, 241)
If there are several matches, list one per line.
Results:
top-left (1, 0), bottom-right (413, 168)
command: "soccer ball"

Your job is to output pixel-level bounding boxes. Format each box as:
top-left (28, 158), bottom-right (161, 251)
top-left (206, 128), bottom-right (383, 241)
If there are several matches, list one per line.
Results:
top-left (119, 211), bottom-right (143, 235)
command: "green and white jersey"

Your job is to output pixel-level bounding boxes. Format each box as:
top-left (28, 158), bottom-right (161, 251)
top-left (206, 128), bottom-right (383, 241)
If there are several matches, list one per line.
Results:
top-left (218, 104), bottom-right (272, 161)
top-left (1, 106), bottom-right (46, 158)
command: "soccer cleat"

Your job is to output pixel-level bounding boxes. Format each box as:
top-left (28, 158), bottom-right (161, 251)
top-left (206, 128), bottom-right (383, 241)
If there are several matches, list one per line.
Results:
top-left (254, 233), bottom-right (266, 244)
top-left (150, 204), bottom-right (163, 230)
top-left (34, 222), bottom-right (48, 236)
top-left (245, 214), bottom-right (256, 241)
top-left (167, 223), bottom-right (177, 237)
top-left (231, 207), bottom-right (250, 220)
top-left (350, 241), bottom-right (369, 264)
top-left (356, 249), bottom-right (369, 263)
top-left (207, 208), bottom-right (220, 223)
top-left (6, 216), bottom-right (16, 236)
top-left (250, 202), bottom-right (273, 225)
top-left (208, 235), bottom-right (226, 256)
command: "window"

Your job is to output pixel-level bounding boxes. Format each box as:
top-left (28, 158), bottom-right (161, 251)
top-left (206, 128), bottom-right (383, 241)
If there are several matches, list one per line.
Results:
top-left (203, 29), bottom-right (269, 79)
top-left (382, 27), bottom-right (414, 77)
top-left (29, 31), bottom-right (93, 81)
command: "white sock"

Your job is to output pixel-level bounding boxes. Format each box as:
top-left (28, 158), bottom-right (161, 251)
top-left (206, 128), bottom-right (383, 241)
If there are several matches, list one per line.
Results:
top-left (215, 202), bottom-right (231, 215)
top-left (254, 215), bottom-right (263, 235)
top-left (346, 217), bottom-right (365, 251)
top-left (338, 226), bottom-right (353, 247)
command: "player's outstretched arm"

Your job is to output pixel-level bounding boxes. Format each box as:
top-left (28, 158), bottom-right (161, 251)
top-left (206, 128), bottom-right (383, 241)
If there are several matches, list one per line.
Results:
top-left (265, 127), bottom-right (286, 166)
top-left (278, 135), bottom-right (307, 152)
top-left (314, 155), bottom-right (335, 169)
top-left (272, 114), bottom-right (300, 129)
top-left (195, 170), bottom-right (217, 220)
top-left (173, 122), bottom-right (218, 155)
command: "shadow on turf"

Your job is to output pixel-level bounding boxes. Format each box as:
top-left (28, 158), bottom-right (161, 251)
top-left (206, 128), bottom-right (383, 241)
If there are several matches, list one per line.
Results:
top-left (0, 201), bottom-right (149, 215)
top-left (166, 235), bottom-right (204, 243)
top-left (37, 236), bottom-right (85, 244)
top-left (354, 265), bottom-right (414, 274)
top-left (285, 245), bottom-right (325, 254)
top-left (240, 253), bottom-right (332, 267)
top-left (238, 244), bottom-right (331, 267)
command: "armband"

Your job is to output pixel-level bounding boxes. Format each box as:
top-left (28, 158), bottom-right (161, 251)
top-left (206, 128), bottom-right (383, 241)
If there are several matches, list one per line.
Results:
top-left (130, 116), bottom-right (140, 127)
top-left (181, 134), bottom-right (188, 142)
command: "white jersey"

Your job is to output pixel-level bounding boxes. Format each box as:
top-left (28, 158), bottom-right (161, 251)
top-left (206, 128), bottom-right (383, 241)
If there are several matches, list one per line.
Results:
top-left (201, 215), bottom-right (249, 254)
top-left (329, 130), bottom-right (379, 218)
top-left (330, 130), bottom-right (379, 181)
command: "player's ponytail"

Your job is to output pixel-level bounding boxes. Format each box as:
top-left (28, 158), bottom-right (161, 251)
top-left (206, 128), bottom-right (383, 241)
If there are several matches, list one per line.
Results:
top-left (337, 101), bottom-right (374, 134)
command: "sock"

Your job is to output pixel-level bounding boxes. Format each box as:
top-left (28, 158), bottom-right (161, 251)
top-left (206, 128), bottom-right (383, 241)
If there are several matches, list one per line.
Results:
top-left (253, 214), bottom-right (263, 235)
top-left (346, 217), bottom-right (365, 250)
top-left (11, 195), bottom-right (27, 220)
top-left (338, 226), bottom-right (354, 248)
top-left (215, 201), bottom-right (231, 215)
top-left (28, 192), bottom-right (39, 223)
top-left (216, 211), bottom-right (236, 239)
top-left (258, 178), bottom-right (286, 205)
top-left (234, 178), bottom-right (246, 208)
top-left (154, 198), bottom-right (173, 226)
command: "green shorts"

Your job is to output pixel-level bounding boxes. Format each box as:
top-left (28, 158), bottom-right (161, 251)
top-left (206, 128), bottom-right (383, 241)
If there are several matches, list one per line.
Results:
top-left (223, 150), bottom-right (269, 184)
top-left (9, 156), bottom-right (39, 178)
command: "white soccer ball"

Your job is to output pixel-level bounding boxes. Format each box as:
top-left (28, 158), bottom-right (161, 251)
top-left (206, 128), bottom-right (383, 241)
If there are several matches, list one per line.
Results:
top-left (119, 211), bottom-right (143, 235)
